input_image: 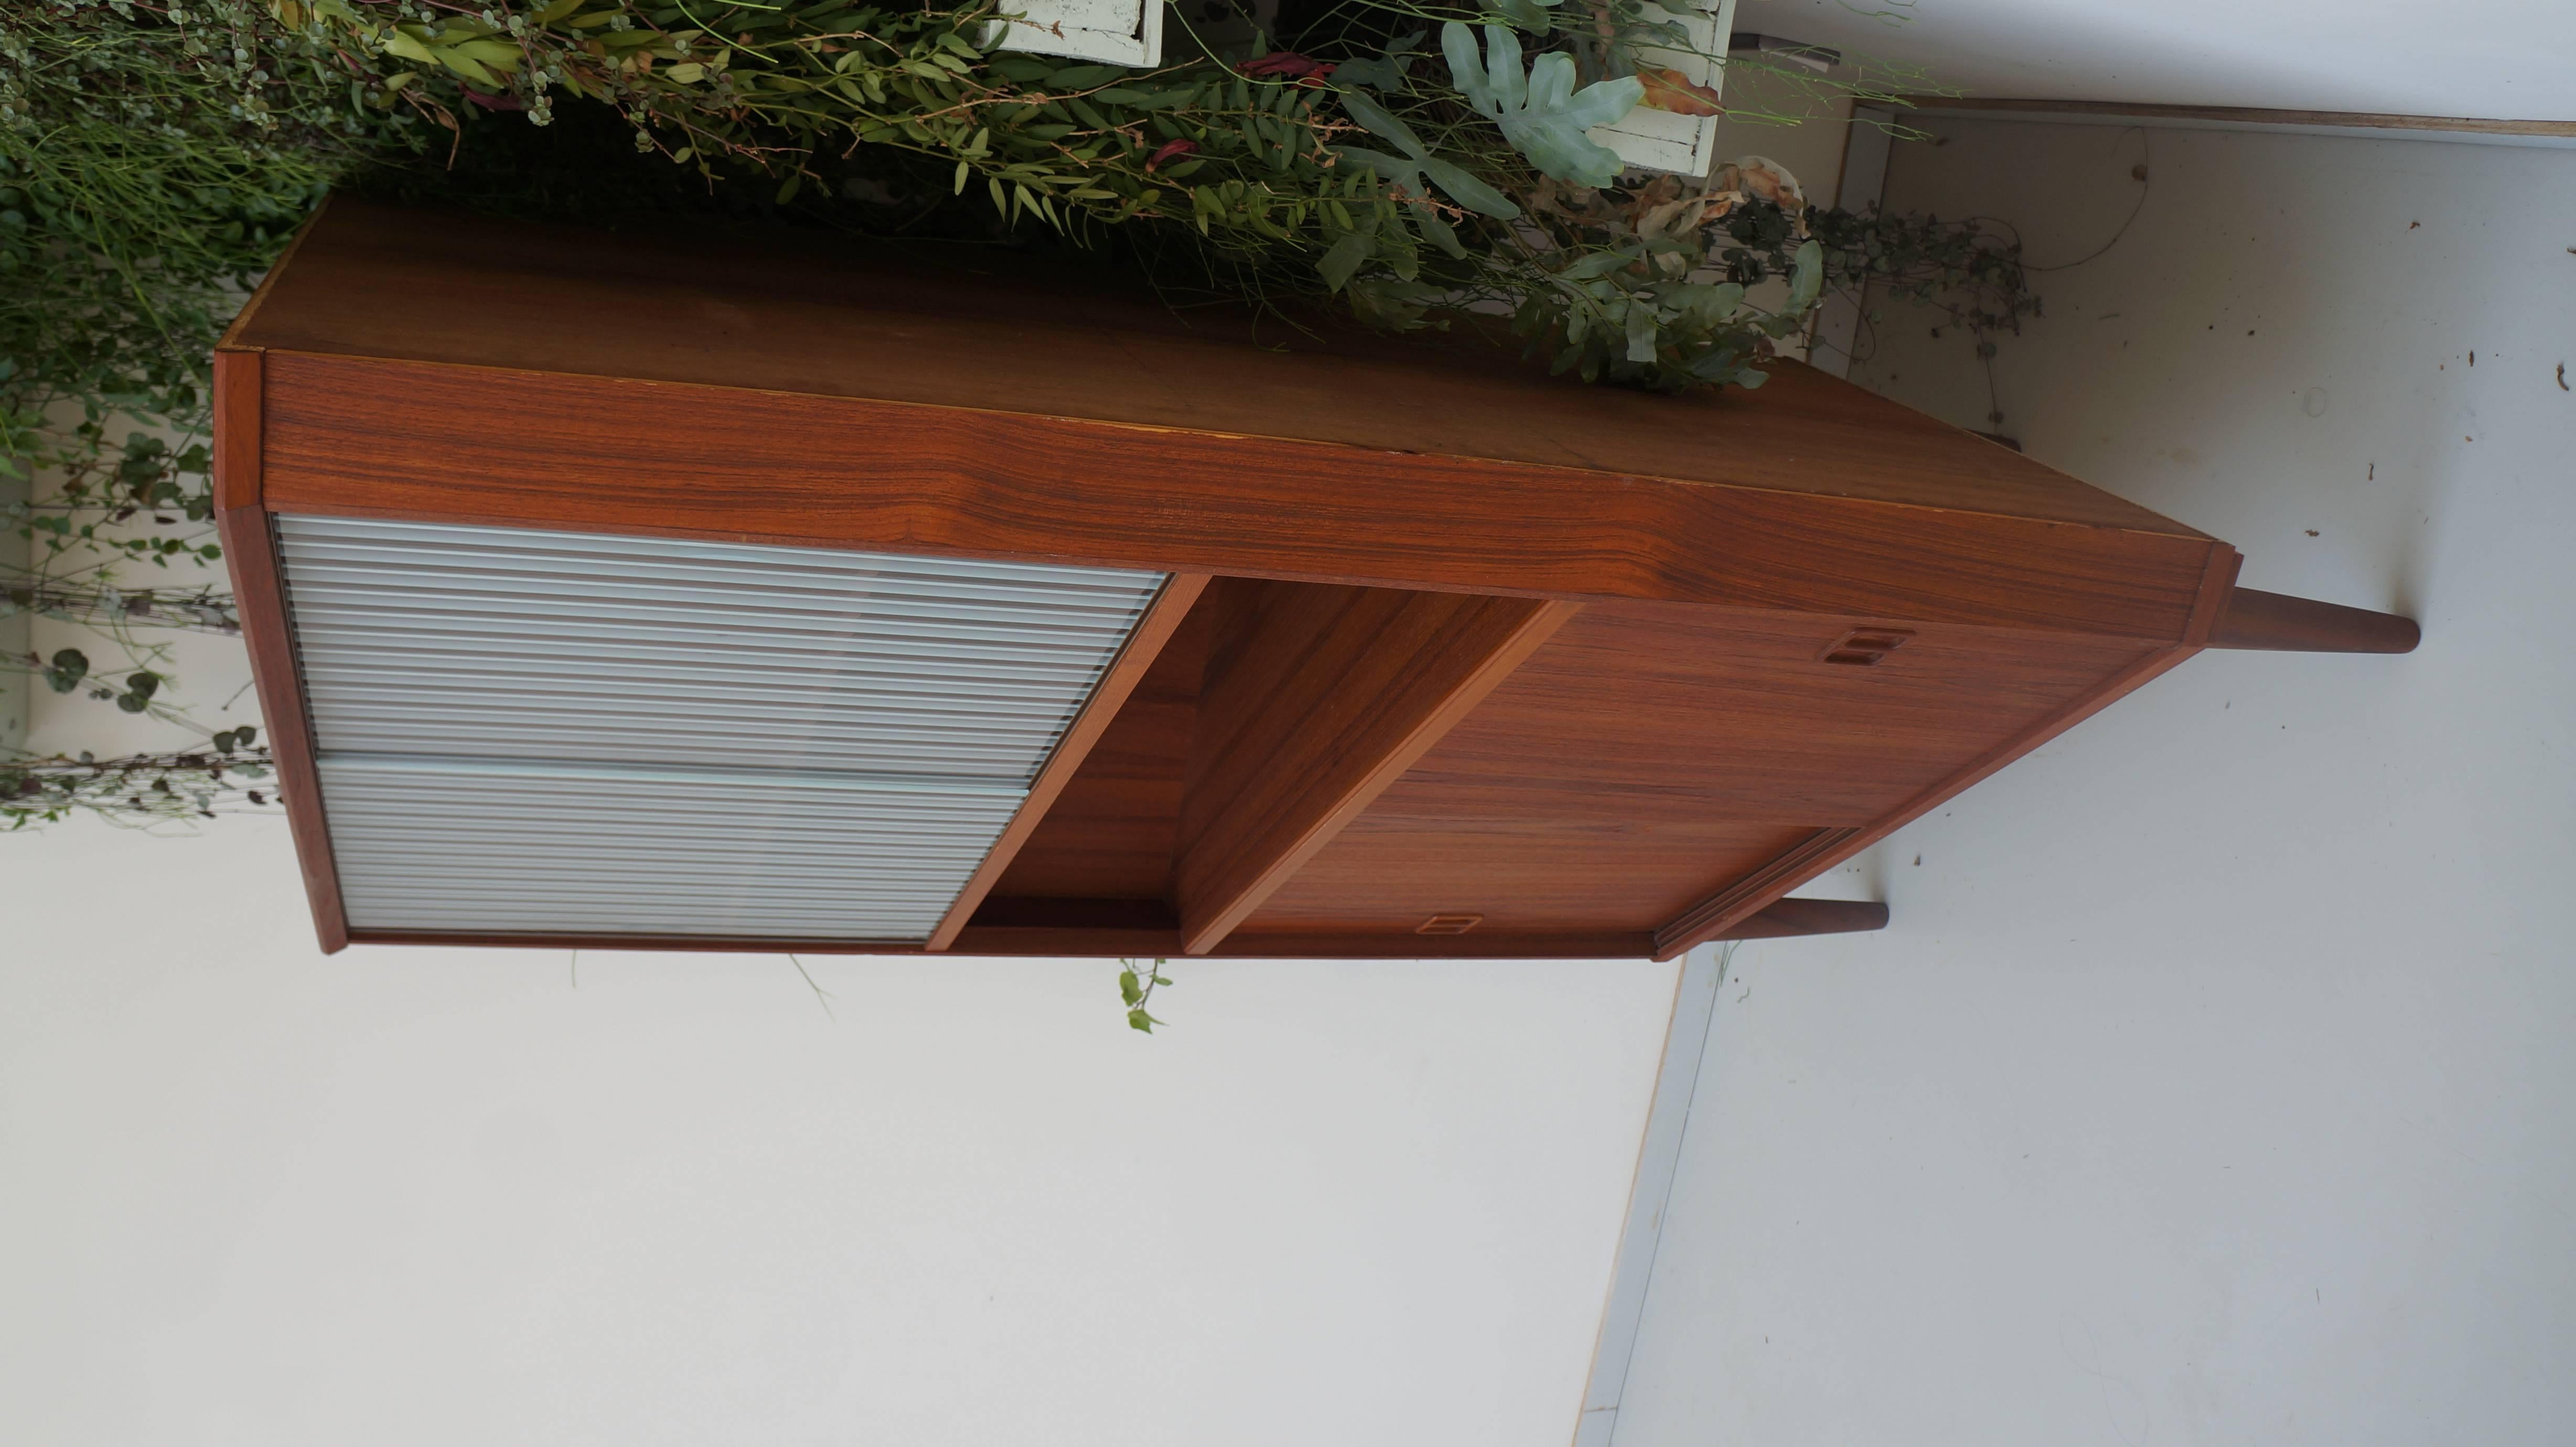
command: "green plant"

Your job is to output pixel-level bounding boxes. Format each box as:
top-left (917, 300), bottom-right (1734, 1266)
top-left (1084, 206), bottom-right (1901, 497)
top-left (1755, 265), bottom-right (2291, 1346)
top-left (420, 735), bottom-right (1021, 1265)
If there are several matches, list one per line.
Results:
top-left (0, 1), bottom-right (393, 534)
top-left (2, 0), bottom-right (406, 773)
top-left (1442, 23), bottom-right (1638, 188)
top-left (2, 0), bottom-right (2041, 830)
top-left (202, 0), bottom-right (1854, 385)
top-left (1118, 957), bottom-right (1172, 1032)
top-left (2, 728), bottom-right (270, 829)
top-left (1806, 203), bottom-right (2040, 400)
top-left (4, 578), bottom-right (238, 634)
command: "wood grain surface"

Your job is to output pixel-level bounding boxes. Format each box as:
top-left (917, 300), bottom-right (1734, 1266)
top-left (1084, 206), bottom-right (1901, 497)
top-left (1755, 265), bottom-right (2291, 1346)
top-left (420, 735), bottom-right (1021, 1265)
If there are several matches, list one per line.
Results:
top-left (255, 351), bottom-right (2225, 640)
top-left (1648, 541), bottom-right (2244, 955)
top-left (213, 347), bottom-right (349, 953)
top-left (2213, 587), bottom-right (2421, 653)
top-left (230, 199), bottom-right (2278, 957)
top-left (340, 894), bottom-right (1886, 958)
top-left (211, 348), bottom-right (265, 512)
top-left (985, 593), bottom-right (1214, 901)
top-left (1724, 897), bottom-right (1890, 939)
top-left (235, 198), bottom-right (2209, 539)
top-left (925, 574), bottom-right (1210, 950)
top-left (1172, 581), bottom-right (1577, 954)
top-left (1249, 600), bottom-right (2161, 936)
top-left (1650, 828), bottom-right (1866, 959)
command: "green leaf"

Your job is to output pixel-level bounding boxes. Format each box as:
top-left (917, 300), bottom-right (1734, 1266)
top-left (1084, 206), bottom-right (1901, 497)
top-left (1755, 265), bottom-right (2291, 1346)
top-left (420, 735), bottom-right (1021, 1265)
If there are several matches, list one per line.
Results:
top-left (43, 647), bottom-right (88, 693)
top-left (1409, 206), bottom-right (1466, 258)
top-left (1317, 232), bottom-right (1371, 290)
top-left (1336, 91), bottom-right (1424, 158)
top-left (1329, 147), bottom-right (1504, 242)
top-left (1332, 29), bottom-right (1423, 90)
top-left (1122, 88), bottom-right (1194, 111)
top-left (1127, 1008), bottom-right (1158, 1033)
top-left (379, 28), bottom-right (436, 64)
top-left (1671, 280), bottom-right (1746, 326)
top-left (1493, 0), bottom-right (1559, 31)
top-left (1441, 23), bottom-right (1640, 188)
top-left (437, 47), bottom-right (503, 90)
top-left (990, 53), bottom-right (1055, 82)
top-left (1044, 63), bottom-right (1125, 89)
top-left (1119, 968), bottom-right (1142, 1005)
top-left (1346, 275), bottom-right (1442, 329)
top-left (1559, 247), bottom-right (1638, 281)
top-left (1416, 158), bottom-right (1516, 220)
top-left (1625, 303), bottom-right (1658, 363)
top-left (1784, 237), bottom-right (1825, 313)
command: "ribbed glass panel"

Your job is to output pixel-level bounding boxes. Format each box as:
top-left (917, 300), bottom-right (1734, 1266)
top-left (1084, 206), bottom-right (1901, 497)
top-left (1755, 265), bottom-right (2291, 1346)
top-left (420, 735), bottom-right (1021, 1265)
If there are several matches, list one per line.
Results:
top-left (276, 516), bottom-right (1165, 940)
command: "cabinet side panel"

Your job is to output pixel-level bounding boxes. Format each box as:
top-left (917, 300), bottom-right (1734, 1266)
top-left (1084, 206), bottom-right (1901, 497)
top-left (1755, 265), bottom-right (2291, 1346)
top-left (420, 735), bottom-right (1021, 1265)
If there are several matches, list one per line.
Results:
top-left (255, 352), bottom-right (2218, 639)
top-left (217, 522), bottom-right (349, 952)
top-left (1248, 604), bottom-right (2161, 935)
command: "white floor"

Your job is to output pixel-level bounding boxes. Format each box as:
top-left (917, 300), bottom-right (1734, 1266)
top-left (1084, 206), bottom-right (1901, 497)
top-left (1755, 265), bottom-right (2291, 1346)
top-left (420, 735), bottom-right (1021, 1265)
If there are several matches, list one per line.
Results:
top-left (1609, 118), bottom-right (2576, 1446)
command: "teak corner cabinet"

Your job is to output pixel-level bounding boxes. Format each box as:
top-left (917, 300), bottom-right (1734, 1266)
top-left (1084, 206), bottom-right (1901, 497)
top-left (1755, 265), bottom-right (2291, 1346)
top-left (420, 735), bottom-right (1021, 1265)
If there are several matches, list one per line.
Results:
top-left (216, 199), bottom-right (2417, 962)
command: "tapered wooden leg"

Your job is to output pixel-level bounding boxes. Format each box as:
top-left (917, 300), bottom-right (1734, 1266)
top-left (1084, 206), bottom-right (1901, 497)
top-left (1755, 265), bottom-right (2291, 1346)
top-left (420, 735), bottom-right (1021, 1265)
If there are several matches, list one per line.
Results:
top-left (2210, 587), bottom-right (2420, 654)
top-left (1713, 898), bottom-right (1891, 941)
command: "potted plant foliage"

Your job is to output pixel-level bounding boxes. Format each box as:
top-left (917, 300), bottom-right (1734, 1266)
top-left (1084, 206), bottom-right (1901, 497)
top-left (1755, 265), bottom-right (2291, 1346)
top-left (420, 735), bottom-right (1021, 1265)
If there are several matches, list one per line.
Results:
top-left (205, 0), bottom-right (1870, 387)
top-left (4, 0), bottom-right (2039, 827)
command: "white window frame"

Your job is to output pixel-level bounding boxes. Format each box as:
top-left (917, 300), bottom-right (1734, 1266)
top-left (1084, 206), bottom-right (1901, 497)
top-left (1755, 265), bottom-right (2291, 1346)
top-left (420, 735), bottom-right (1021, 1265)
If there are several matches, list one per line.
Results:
top-left (989, 0), bottom-right (1166, 69)
top-left (1589, 0), bottom-right (1741, 177)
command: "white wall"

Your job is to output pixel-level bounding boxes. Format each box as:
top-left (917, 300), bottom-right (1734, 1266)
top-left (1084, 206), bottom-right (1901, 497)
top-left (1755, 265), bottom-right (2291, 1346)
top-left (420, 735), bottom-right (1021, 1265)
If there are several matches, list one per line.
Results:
top-left (13, 436), bottom-right (259, 761)
top-left (0, 812), bottom-right (1682, 1446)
top-left (1612, 117), bottom-right (2576, 1445)
top-left (14, 68), bottom-right (2573, 1447)
top-left (1708, 60), bottom-right (1859, 201)
top-left (1735, 0), bottom-right (2576, 120)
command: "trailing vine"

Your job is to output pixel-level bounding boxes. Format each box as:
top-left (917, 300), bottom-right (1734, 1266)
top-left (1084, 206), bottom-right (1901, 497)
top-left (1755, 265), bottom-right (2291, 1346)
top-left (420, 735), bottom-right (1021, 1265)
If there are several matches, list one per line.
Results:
top-left (2, 729), bottom-right (271, 829)
top-left (1118, 957), bottom-right (1173, 1032)
top-left (2, 0), bottom-right (392, 811)
top-left (1806, 203), bottom-right (2040, 397)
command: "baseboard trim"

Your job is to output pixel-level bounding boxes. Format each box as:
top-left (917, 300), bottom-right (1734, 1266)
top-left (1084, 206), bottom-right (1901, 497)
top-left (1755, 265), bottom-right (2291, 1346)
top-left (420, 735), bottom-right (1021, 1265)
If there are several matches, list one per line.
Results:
top-left (1907, 97), bottom-right (2576, 149)
top-left (1568, 946), bottom-right (1729, 1447)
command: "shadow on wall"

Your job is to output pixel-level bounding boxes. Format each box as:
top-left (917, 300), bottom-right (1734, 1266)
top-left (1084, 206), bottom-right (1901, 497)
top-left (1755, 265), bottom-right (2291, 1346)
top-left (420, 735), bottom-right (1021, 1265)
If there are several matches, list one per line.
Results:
top-left (1725, 0), bottom-right (2576, 117)
top-left (1850, 116), bottom-right (2563, 623)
